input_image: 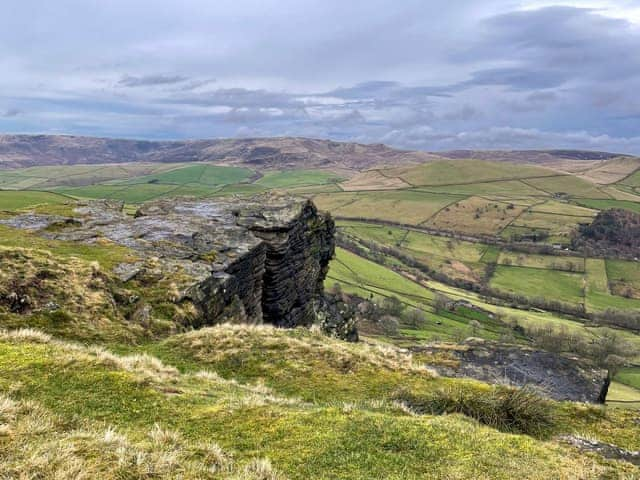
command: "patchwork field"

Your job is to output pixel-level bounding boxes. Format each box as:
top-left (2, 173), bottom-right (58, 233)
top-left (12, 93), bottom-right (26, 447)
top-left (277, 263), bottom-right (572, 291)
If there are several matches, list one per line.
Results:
top-left (384, 160), bottom-right (558, 186)
top-left (578, 156), bottom-right (640, 185)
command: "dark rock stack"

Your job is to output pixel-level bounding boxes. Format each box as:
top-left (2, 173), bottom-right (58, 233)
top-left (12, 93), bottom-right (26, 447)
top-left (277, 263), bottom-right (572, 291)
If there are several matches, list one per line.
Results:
top-left (2, 194), bottom-right (337, 329)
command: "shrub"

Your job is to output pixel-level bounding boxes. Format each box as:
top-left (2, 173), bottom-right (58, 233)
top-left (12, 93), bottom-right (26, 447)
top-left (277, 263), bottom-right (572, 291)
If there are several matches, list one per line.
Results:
top-left (381, 295), bottom-right (403, 317)
top-left (393, 384), bottom-right (556, 437)
top-left (379, 315), bottom-right (400, 335)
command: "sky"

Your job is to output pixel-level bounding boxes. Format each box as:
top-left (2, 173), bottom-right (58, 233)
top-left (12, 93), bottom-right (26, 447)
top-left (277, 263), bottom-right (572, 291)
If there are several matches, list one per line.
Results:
top-left (1, 0), bottom-right (640, 153)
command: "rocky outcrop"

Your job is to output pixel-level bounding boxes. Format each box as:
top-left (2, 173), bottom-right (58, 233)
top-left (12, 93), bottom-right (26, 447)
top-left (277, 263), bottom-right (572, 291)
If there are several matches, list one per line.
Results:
top-left (1, 195), bottom-right (335, 328)
top-left (415, 338), bottom-right (607, 403)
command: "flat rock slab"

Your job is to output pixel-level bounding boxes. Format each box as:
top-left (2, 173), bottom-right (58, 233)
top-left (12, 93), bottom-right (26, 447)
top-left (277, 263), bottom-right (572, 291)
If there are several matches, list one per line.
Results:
top-left (415, 338), bottom-right (607, 403)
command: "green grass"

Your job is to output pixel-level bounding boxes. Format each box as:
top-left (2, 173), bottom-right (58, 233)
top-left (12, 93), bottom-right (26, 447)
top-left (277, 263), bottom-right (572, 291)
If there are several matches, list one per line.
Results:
top-left (620, 168), bottom-right (640, 187)
top-left (616, 367), bottom-right (640, 391)
top-left (0, 224), bottom-right (135, 270)
top-left (402, 231), bottom-right (485, 262)
top-left (56, 183), bottom-right (187, 202)
top-left (328, 247), bottom-right (434, 309)
top-left (531, 200), bottom-right (598, 216)
top-left (489, 265), bottom-right (585, 306)
top-left (607, 381), bottom-right (640, 408)
top-left (316, 191), bottom-right (463, 225)
top-left (54, 184), bottom-right (131, 199)
top-left (256, 169), bottom-right (344, 188)
top-left (386, 160), bottom-right (557, 187)
top-left (524, 176), bottom-right (609, 199)
top-left (5, 329), bottom-right (636, 479)
top-left (413, 180), bottom-right (545, 197)
top-left (115, 164), bottom-right (253, 186)
top-left (497, 252), bottom-right (584, 272)
top-left (574, 198), bottom-right (640, 214)
top-left (0, 190), bottom-right (73, 211)
top-left (480, 245), bottom-right (501, 264)
top-left (606, 259), bottom-right (640, 289)
top-left (510, 210), bottom-right (590, 239)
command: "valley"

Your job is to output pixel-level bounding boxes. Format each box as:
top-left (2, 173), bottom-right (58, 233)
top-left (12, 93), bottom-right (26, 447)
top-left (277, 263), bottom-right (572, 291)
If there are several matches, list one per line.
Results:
top-left (1, 136), bottom-right (640, 478)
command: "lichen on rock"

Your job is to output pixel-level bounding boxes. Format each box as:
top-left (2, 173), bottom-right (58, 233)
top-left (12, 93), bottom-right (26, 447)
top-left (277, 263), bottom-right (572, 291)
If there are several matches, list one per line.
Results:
top-left (2, 194), bottom-right (337, 331)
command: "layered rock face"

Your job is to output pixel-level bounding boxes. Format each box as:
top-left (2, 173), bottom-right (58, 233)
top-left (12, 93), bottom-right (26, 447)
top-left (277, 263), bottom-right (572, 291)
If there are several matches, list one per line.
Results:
top-left (2, 195), bottom-right (335, 328)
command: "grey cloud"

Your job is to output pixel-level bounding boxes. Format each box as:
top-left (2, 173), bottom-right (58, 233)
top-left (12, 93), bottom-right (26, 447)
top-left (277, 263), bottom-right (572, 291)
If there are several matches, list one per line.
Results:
top-left (0, 2), bottom-right (639, 154)
top-left (2, 108), bottom-right (22, 117)
top-left (118, 74), bottom-right (189, 87)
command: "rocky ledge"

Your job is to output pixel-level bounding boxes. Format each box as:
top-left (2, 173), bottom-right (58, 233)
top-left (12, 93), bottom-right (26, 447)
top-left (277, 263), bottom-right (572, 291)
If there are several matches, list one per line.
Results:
top-left (2, 194), bottom-right (335, 328)
top-left (415, 338), bottom-right (607, 403)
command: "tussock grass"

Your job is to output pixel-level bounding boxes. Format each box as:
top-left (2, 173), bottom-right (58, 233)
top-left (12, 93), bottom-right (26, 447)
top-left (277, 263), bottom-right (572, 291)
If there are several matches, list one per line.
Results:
top-left (1, 327), bottom-right (639, 478)
top-left (393, 383), bottom-right (557, 437)
top-left (172, 323), bottom-right (432, 374)
top-left (0, 393), bottom-right (285, 479)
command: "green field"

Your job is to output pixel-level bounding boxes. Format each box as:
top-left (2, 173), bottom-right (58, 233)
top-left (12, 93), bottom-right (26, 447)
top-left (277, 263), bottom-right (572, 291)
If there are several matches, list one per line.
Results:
top-left (616, 367), bottom-right (640, 391)
top-left (257, 169), bottom-right (344, 188)
top-left (607, 259), bottom-right (640, 288)
top-left (620, 168), bottom-right (640, 187)
top-left (524, 175), bottom-right (610, 198)
top-left (490, 265), bottom-right (585, 306)
top-left (114, 164), bottom-right (253, 186)
top-left (497, 252), bottom-right (585, 272)
top-left (386, 160), bottom-right (557, 187)
top-left (574, 198), bottom-right (640, 214)
top-left (315, 190), bottom-right (462, 225)
top-left (0, 190), bottom-right (73, 210)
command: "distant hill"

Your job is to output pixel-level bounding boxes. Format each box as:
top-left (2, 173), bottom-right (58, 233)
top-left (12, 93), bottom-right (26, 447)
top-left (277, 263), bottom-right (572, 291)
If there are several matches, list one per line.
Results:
top-left (2, 134), bottom-right (636, 176)
top-left (437, 149), bottom-right (629, 164)
top-left (0, 135), bottom-right (437, 170)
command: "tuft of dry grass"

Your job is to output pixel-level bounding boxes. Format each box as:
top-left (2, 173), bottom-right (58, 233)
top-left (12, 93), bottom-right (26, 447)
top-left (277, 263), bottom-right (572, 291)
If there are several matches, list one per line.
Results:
top-left (173, 323), bottom-right (435, 375)
top-left (0, 393), bottom-right (285, 479)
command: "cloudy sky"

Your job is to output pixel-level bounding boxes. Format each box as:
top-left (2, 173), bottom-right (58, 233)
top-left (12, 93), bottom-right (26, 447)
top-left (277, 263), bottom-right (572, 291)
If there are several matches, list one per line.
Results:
top-left (1, 1), bottom-right (640, 153)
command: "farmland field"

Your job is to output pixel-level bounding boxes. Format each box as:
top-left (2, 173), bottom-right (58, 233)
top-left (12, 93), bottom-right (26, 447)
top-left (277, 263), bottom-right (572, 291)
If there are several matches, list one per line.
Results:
top-left (315, 190), bottom-right (462, 225)
top-left (574, 198), bottom-right (640, 214)
top-left (257, 169), bottom-right (344, 188)
top-left (385, 160), bottom-right (557, 186)
top-left (523, 175), bottom-right (610, 198)
top-left (424, 196), bottom-right (526, 235)
top-left (114, 164), bottom-right (253, 186)
top-left (607, 259), bottom-right (640, 299)
top-left (497, 251), bottom-right (585, 272)
top-left (0, 190), bottom-right (73, 210)
top-left (489, 265), bottom-right (585, 306)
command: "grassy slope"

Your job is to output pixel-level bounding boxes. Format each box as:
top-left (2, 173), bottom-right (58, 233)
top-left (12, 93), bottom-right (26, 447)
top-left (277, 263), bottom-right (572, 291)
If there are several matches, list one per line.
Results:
top-left (386, 160), bottom-right (557, 186)
top-left (2, 328), bottom-right (639, 479)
